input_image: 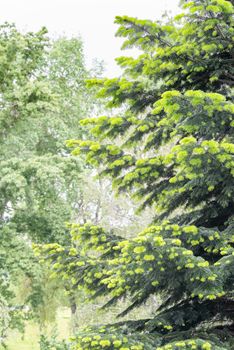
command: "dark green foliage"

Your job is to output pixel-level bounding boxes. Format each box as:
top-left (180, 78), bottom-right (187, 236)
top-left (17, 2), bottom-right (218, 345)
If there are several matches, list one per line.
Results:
top-left (38, 0), bottom-right (234, 349)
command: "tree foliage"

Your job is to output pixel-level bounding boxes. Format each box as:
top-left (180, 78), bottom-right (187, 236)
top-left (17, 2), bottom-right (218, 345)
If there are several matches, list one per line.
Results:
top-left (0, 23), bottom-right (102, 343)
top-left (0, 22), bottom-right (149, 346)
top-left (39, 0), bottom-right (234, 349)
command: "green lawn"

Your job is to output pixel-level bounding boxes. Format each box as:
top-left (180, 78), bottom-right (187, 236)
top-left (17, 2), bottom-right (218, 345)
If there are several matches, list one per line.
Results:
top-left (3, 308), bottom-right (71, 350)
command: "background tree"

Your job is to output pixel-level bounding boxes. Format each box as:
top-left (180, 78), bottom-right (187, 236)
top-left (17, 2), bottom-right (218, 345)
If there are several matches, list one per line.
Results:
top-left (0, 23), bottom-right (151, 347)
top-left (39, 0), bottom-right (234, 349)
top-left (0, 23), bottom-right (95, 343)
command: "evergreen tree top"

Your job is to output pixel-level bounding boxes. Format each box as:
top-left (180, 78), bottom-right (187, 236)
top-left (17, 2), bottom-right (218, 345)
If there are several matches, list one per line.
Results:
top-left (38, 1), bottom-right (234, 349)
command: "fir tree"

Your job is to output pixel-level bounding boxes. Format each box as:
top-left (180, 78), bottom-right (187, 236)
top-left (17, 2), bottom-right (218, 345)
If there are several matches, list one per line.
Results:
top-left (39, 1), bottom-right (234, 349)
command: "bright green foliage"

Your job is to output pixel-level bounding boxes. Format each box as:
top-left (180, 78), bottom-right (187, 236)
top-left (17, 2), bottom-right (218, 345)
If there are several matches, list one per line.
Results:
top-left (38, 222), bottom-right (233, 348)
top-left (68, 332), bottom-right (226, 350)
top-left (38, 0), bottom-right (234, 349)
top-left (69, 325), bottom-right (157, 350)
top-left (39, 221), bottom-right (233, 303)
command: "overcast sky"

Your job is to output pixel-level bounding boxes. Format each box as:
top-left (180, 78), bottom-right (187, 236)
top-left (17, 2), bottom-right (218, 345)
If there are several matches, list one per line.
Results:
top-left (1, 0), bottom-right (179, 76)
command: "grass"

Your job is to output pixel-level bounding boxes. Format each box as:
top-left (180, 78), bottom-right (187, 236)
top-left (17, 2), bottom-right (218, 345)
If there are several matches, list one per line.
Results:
top-left (2, 308), bottom-right (71, 350)
top-left (2, 296), bottom-right (158, 349)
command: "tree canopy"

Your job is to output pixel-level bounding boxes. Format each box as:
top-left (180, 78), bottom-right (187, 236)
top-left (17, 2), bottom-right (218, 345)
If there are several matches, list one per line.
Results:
top-left (0, 22), bottom-right (149, 347)
top-left (0, 23), bottom-right (102, 343)
top-left (39, 0), bottom-right (234, 349)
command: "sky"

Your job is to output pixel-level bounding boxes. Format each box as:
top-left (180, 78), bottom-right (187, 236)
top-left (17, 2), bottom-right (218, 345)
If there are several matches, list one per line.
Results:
top-left (0, 0), bottom-right (179, 76)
